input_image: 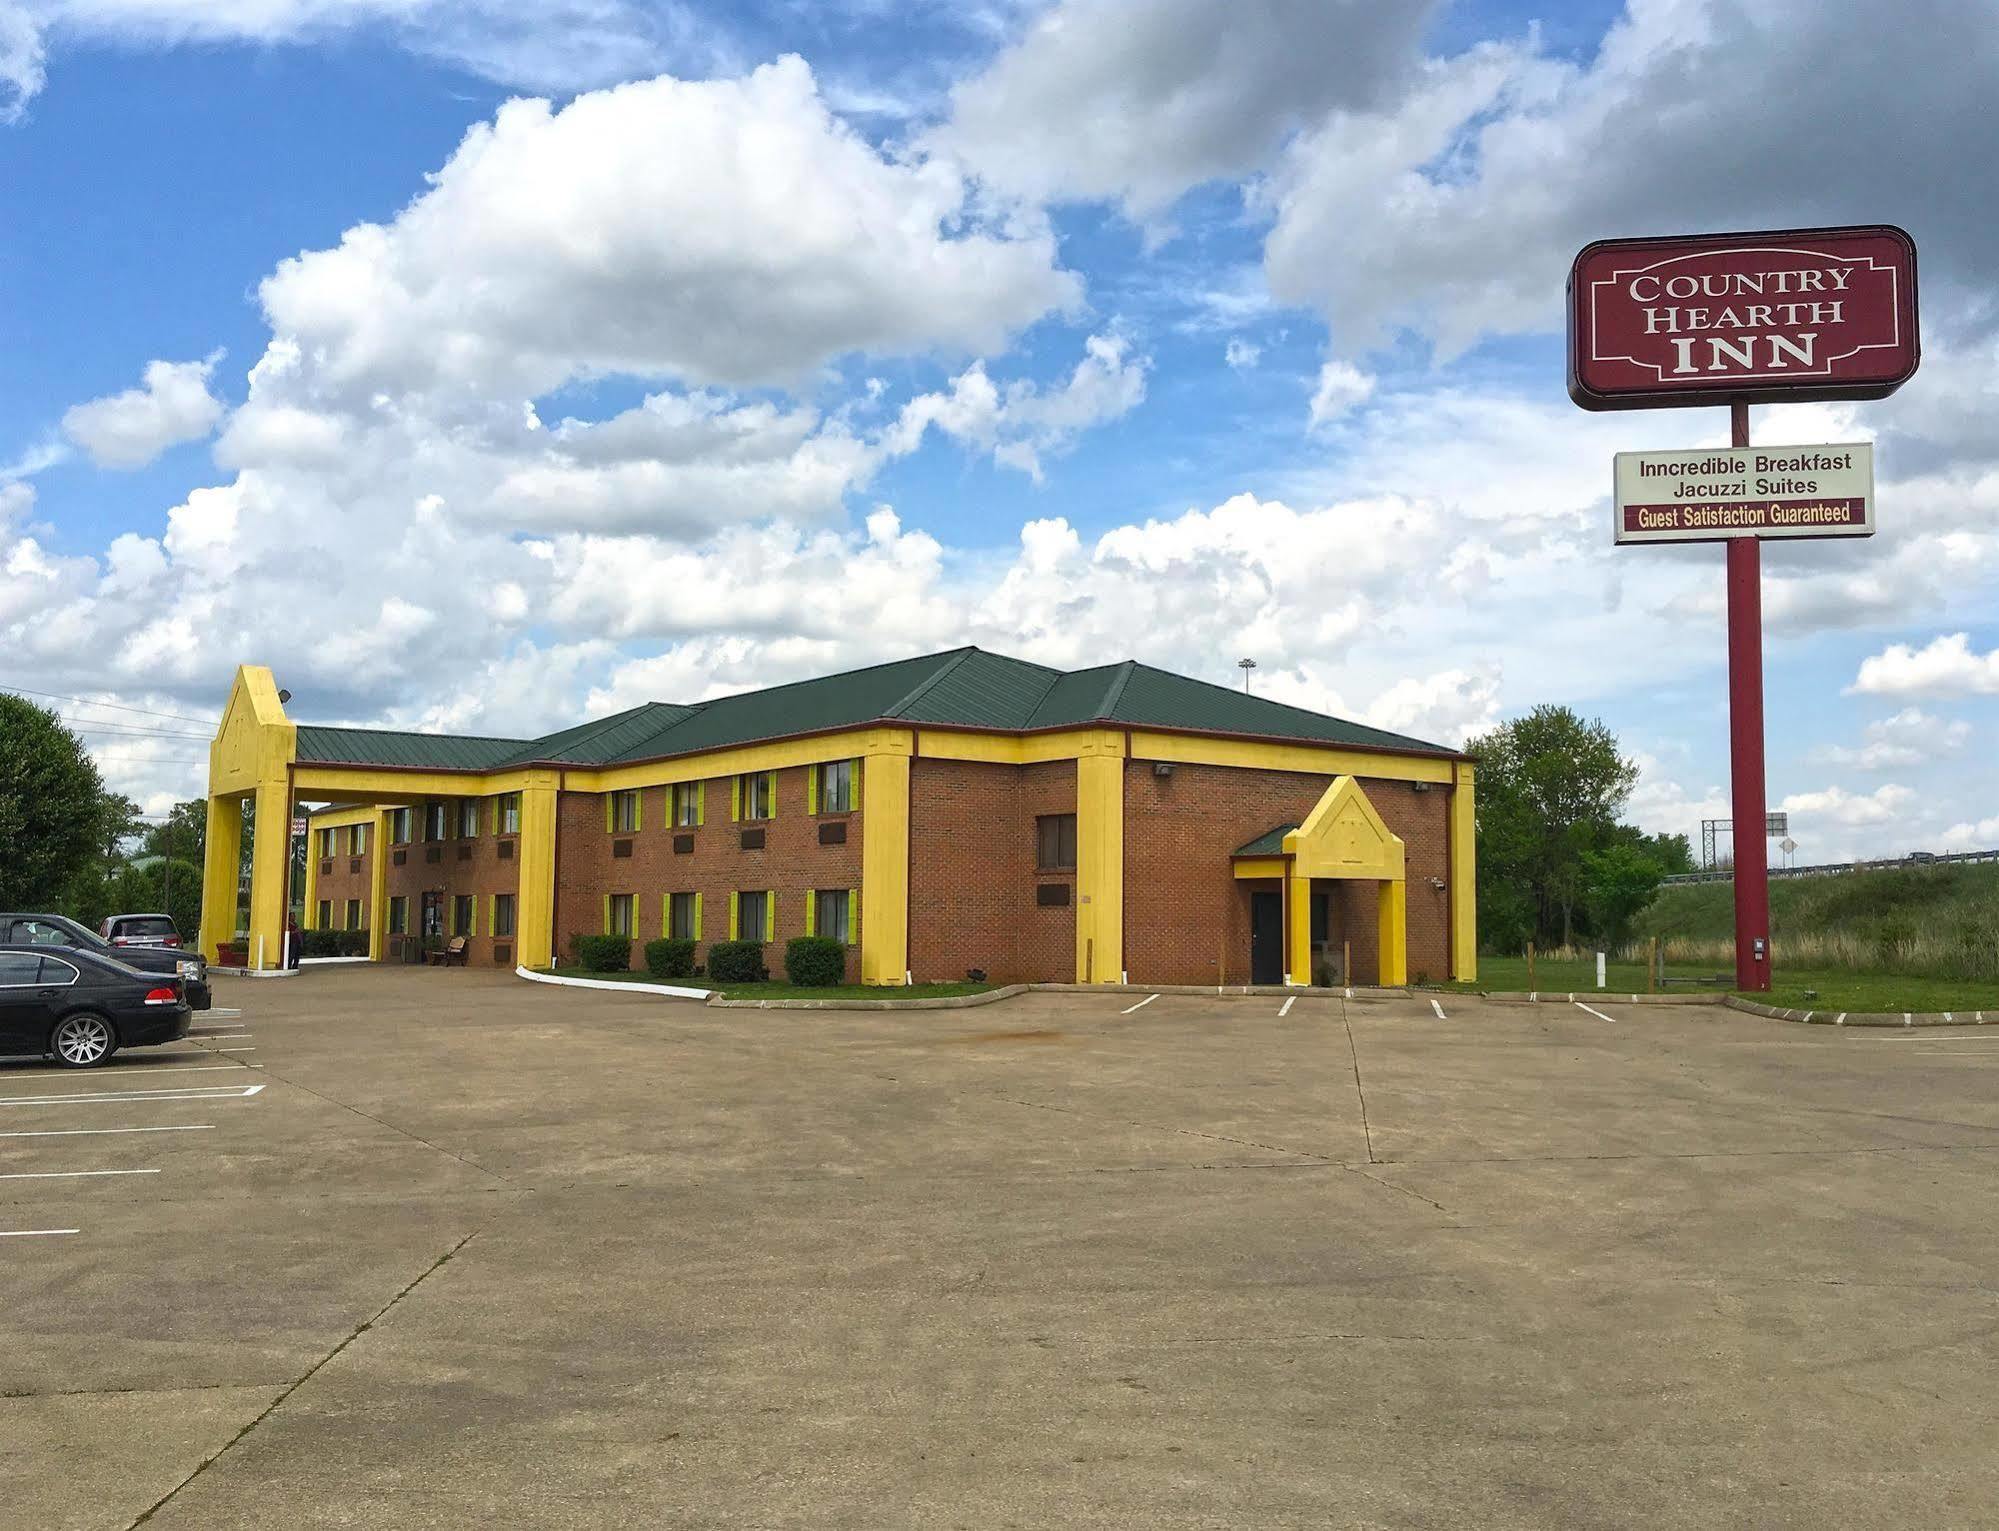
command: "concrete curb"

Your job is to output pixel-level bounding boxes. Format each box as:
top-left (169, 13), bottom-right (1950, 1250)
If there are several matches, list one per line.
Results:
top-left (1722, 996), bottom-right (1995, 1028)
top-left (710, 984), bottom-right (1030, 1012)
top-left (299, 956), bottom-right (372, 966)
top-left (1026, 982), bottom-right (1413, 1000)
top-left (207, 966), bottom-right (300, 979)
top-left (1469, 990), bottom-right (1725, 1006)
top-left (514, 965), bottom-right (712, 1002)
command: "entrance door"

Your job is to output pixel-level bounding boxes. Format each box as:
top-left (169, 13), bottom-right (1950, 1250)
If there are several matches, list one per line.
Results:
top-left (1249, 892), bottom-right (1284, 985)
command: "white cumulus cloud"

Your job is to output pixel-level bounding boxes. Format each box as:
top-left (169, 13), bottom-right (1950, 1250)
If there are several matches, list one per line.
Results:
top-left (1850, 633), bottom-right (1999, 699)
top-left (61, 354), bottom-right (226, 468)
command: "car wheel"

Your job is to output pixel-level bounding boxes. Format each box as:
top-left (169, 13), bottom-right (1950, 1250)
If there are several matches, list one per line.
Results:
top-left (51, 1013), bottom-right (118, 1069)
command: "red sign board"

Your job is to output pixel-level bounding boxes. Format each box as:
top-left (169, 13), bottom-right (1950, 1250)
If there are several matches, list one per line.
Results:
top-left (1568, 225), bottom-right (1918, 410)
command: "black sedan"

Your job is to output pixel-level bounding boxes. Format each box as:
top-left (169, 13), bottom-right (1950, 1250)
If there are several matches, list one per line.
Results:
top-left (0, 912), bottom-right (211, 1010)
top-left (0, 946), bottom-right (192, 1068)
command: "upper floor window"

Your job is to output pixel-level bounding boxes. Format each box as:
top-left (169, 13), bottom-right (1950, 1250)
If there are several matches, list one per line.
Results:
top-left (671, 782), bottom-right (702, 827)
top-left (316, 828), bottom-right (333, 859)
top-left (816, 760), bottom-right (854, 815)
top-left (738, 771), bottom-right (773, 822)
top-left (457, 800), bottom-right (480, 838)
top-left (498, 793), bottom-right (521, 835)
top-left (351, 823), bottom-right (369, 856)
top-left (424, 802), bottom-right (447, 842)
top-left (389, 807), bottom-right (413, 845)
top-left (610, 790), bottom-right (640, 834)
top-left (1036, 814), bottom-right (1077, 872)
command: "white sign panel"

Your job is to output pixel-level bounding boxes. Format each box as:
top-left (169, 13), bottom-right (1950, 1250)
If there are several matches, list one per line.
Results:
top-left (1613, 442), bottom-right (1873, 544)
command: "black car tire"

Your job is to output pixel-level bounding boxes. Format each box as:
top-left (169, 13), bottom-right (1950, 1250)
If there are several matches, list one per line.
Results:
top-left (50, 1012), bottom-right (118, 1069)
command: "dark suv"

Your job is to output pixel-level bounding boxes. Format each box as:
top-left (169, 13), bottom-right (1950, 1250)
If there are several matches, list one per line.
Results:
top-left (101, 912), bottom-right (185, 949)
top-left (0, 913), bottom-right (212, 1010)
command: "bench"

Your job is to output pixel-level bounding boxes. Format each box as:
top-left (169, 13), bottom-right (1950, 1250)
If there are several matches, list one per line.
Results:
top-left (425, 936), bottom-right (469, 967)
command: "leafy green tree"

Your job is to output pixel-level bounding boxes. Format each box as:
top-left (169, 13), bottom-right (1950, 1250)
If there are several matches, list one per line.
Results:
top-left (142, 799), bottom-right (208, 866)
top-left (0, 695), bottom-right (107, 909)
top-left (1468, 705), bottom-right (1640, 948)
top-left (1581, 844), bottom-right (1667, 947)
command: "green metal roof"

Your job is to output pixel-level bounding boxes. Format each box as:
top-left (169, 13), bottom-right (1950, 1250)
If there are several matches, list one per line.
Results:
top-left (292, 647), bottom-right (1459, 773)
top-left (1234, 824), bottom-right (1297, 858)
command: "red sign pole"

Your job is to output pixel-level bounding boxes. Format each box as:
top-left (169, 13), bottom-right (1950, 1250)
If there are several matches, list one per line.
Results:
top-left (1725, 399), bottom-right (1772, 992)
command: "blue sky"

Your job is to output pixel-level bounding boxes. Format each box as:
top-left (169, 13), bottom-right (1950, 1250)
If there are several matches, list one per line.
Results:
top-left (2, 0), bottom-right (1995, 861)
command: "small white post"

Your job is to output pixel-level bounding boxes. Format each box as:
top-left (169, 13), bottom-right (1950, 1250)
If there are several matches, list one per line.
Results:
top-left (1596, 951), bottom-right (1606, 989)
top-left (256, 935), bottom-right (266, 972)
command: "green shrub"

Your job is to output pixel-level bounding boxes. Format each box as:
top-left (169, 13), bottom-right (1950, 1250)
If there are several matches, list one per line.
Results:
top-left (336, 929), bottom-right (370, 957)
top-left (784, 935), bottom-right (845, 987)
top-left (572, 934), bottom-right (632, 972)
top-left (643, 937), bottom-right (697, 980)
top-left (301, 929), bottom-right (343, 958)
top-left (706, 940), bottom-right (765, 983)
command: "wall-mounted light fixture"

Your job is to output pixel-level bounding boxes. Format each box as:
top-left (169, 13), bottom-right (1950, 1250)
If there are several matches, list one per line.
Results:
top-left (1428, 876), bottom-right (1447, 891)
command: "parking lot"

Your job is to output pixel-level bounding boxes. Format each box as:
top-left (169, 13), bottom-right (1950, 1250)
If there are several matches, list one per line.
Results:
top-left (5, 968), bottom-right (1998, 1528)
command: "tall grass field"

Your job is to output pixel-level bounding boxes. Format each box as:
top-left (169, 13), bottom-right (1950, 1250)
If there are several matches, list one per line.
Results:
top-left (1637, 861), bottom-right (1999, 982)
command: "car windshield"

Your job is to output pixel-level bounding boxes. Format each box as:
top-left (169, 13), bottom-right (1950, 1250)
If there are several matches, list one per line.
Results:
top-left (118, 917), bottom-right (178, 938)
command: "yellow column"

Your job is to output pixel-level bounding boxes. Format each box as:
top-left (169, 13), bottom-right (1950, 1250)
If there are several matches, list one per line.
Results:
top-left (245, 780), bottom-right (292, 971)
top-left (366, 809), bottom-right (391, 962)
top-left (1286, 874), bottom-right (1312, 986)
top-left (1074, 736), bottom-right (1125, 982)
top-left (1449, 760), bottom-right (1477, 982)
top-left (1377, 877), bottom-right (1409, 987)
top-left (514, 770), bottom-right (559, 971)
top-left (198, 793), bottom-right (242, 963)
top-left (301, 824), bottom-right (319, 930)
top-left (860, 731), bottom-right (911, 985)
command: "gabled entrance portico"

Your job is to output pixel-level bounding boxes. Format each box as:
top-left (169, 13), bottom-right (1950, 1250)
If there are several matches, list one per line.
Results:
top-left (1231, 775), bottom-right (1408, 987)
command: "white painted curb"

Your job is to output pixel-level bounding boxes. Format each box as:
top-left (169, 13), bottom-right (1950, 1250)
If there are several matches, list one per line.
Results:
top-left (300, 956), bottom-right (373, 966)
top-left (515, 966), bottom-right (712, 1001)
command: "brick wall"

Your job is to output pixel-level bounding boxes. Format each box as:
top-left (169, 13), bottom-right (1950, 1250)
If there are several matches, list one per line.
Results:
top-left (308, 827), bottom-right (372, 933)
top-left (1122, 761), bottom-right (1452, 985)
top-left (906, 758), bottom-right (1076, 984)
top-left (382, 801), bottom-right (523, 967)
top-left (554, 768), bottom-right (863, 981)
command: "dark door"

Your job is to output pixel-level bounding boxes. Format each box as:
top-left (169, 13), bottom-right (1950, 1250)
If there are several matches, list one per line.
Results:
top-left (1249, 892), bottom-right (1284, 985)
top-left (0, 951), bottom-right (54, 1052)
top-left (421, 892), bottom-right (445, 938)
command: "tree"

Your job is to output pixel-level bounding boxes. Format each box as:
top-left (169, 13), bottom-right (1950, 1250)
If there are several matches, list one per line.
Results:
top-left (0, 695), bottom-right (107, 909)
top-left (1468, 705), bottom-right (1639, 949)
top-left (142, 799), bottom-right (208, 867)
top-left (1581, 844), bottom-right (1667, 948)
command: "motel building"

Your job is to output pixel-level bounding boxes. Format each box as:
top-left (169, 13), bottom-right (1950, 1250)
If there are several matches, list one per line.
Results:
top-left (198, 648), bottom-right (1477, 987)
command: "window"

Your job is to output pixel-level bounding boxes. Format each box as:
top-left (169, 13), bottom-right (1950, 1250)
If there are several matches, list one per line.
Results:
top-left (1036, 813), bottom-right (1077, 871)
top-left (389, 896), bottom-right (408, 935)
top-left (458, 800), bottom-right (480, 838)
top-left (345, 898), bottom-right (362, 931)
top-left (816, 759), bottom-right (854, 814)
top-left (668, 891), bottom-right (699, 941)
top-left (492, 894), bottom-right (515, 938)
top-left (498, 793), bottom-right (521, 834)
top-left (317, 828), bottom-right (333, 858)
top-left (737, 771), bottom-right (773, 822)
top-left (814, 889), bottom-right (851, 945)
top-left (425, 802), bottom-right (447, 841)
top-left (610, 790), bottom-right (640, 833)
top-left (389, 807), bottom-right (413, 844)
top-left (606, 894), bottom-right (636, 937)
top-left (317, 899), bottom-right (332, 929)
top-left (736, 890), bottom-right (768, 943)
top-left (0, 952), bottom-right (43, 986)
top-left (452, 895), bottom-right (475, 937)
top-left (671, 782), bottom-right (702, 827)
top-left (352, 823), bottom-right (369, 856)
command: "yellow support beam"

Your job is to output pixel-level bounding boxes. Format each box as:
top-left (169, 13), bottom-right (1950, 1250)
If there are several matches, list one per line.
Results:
top-left (1286, 874), bottom-right (1312, 987)
top-left (366, 808), bottom-right (391, 962)
top-left (246, 781), bottom-right (292, 971)
top-left (1449, 761), bottom-right (1478, 982)
top-left (198, 793), bottom-right (242, 963)
top-left (1377, 878), bottom-right (1409, 987)
top-left (1074, 736), bottom-right (1125, 982)
top-left (514, 771), bottom-right (559, 971)
top-left (301, 822), bottom-right (319, 931)
top-left (859, 733), bottom-right (912, 985)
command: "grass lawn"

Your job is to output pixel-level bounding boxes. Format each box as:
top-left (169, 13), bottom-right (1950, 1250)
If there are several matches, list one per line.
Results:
top-left (536, 968), bottom-right (994, 1001)
top-left (1441, 957), bottom-right (1999, 1013)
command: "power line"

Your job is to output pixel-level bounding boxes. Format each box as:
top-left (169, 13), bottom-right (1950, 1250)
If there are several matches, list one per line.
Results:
top-left (71, 724), bottom-right (214, 741)
top-left (0, 684), bottom-right (217, 727)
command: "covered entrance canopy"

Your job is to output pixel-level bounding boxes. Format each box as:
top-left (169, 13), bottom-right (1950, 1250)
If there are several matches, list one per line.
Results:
top-left (1231, 775), bottom-right (1408, 987)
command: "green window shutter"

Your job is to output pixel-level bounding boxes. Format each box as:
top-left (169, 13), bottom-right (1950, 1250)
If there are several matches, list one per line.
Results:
top-left (805, 890), bottom-right (816, 936)
top-left (766, 770), bottom-right (778, 818)
top-left (602, 894), bottom-right (611, 935)
top-left (728, 891), bottom-right (739, 940)
top-left (696, 781), bottom-right (706, 826)
top-left (849, 888), bottom-right (860, 946)
top-left (807, 766), bottom-right (818, 815)
top-left (731, 777), bottom-right (741, 822)
top-left (694, 892), bottom-right (704, 941)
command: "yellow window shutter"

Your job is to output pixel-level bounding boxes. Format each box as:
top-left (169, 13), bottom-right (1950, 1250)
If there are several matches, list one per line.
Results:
top-left (852, 757), bottom-right (863, 808)
top-left (634, 792), bottom-right (642, 833)
top-left (807, 766), bottom-right (818, 815)
top-left (604, 795), bottom-right (614, 833)
top-left (767, 890), bottom-right (777, 937)
top-left (696, 781), bottom-right (706, 826)
top-left (602, 894), bottom-right (611, 934)
top-left (805, 890), bottom-right (816, 936)
top-left (849, 888), bottom-right (860, 945)
top-left (728, 891), bottom-right (739, 940)
top-left (488, 895), bottom-right (495, 937)
top-left (731, 777), bottom-right (741, 822)
top-left (661, 894), bottom-right (670, 938)
top-left (767, 770), bottom-right (778, 818)
top-left (694, 892), bottom-right (704, 941)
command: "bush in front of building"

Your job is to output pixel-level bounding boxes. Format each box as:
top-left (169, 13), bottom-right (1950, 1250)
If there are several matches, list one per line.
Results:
top-left (571, 934), bottom-right (632, 972)
top-left (784, 936), bottom-right (845, 987)
top-left (336, 929), bottom-right (370, 957)
top-left (705, 940), bottom-right (766, 983)
top-left (643, 937), bottom-right (697, 980)
top-left (301, 929), bottom-right (344, 958)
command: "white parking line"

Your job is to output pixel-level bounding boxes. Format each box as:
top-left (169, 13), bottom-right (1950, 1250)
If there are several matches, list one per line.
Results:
top-left (206, 1008), bottom-right (243, 1018)
top-left (1278, 996), bottom-right (1295, 1017)
top-left (55, 1064), bottom-right (257, 1079)
top-left (0, 1228), bottom-right (79, 1238)
top-left (1431, 998), bottom-right (1447, 1020)
top-left (210, 1047), bottom-right (257, 1053)
top-left (1121, 994), bottom-right (1158, 1014)
top-left (0, 1169), bottom-right (160, 1181)
top-left (0, 1125), bottom-right (215, 1140)
top-left (1574, 1001), bottom-right (1618, 1024)
top-left (0, 1084), bottom-right (264, 1107)
top-left (1872, 1034), bottom-right (1999, 1043)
